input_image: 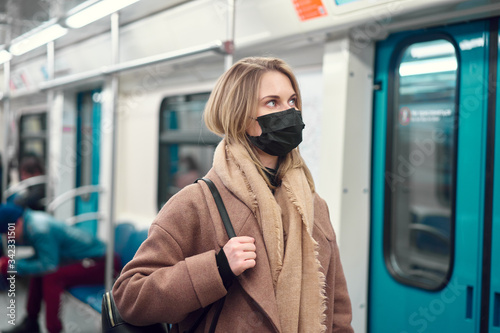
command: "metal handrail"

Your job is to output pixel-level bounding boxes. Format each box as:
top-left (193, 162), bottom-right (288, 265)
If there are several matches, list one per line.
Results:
top-left (39, 40), bottom-right (226, 91)
top-left (46, 185), bottom-right (104, 214)
top-left (65, 212), bottom-right (103, 225)
top-left (3, 175), bottom-right (48, 198)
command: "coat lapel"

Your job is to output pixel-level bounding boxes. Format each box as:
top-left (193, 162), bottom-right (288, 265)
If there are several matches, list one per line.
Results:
top-left (237, 218), bottom-right (281, 332)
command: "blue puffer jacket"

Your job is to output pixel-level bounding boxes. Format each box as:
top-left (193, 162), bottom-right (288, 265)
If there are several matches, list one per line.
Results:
top-left (16, 210), bottom-right (106, 276)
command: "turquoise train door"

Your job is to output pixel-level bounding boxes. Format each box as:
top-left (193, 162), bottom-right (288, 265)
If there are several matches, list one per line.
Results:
top-left (370, 18), bottom-right (499, 332)
top-left (491, 18), bottom-right (500, 333)
top-left (75, 89), bottom-right (101, 235)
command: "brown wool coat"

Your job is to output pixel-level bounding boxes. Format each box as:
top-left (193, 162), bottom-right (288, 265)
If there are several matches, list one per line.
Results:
top-left (113, 171), bottom-right (354, 332)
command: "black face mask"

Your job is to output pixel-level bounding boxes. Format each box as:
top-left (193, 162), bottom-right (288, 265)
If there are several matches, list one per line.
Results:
top-left (248, 108), bottom-right (305, 157)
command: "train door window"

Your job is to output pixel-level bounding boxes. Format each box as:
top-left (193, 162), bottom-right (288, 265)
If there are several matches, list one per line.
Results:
top-left (19, 113), bottom-right (47, 165)
top-left (158, 93), bottom-right (221, 210)
top-left (384, 38), bottom-right (458, 289)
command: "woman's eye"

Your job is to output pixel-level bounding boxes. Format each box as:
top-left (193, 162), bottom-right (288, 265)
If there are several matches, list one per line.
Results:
top-left (289, 98), bottom-right (296, 106)
top-left (266, 100), bottom-right (276, 107)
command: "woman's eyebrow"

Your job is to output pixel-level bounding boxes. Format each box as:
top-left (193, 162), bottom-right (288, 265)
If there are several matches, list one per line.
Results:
top-left (260, 93), bottom-right (297, 101)
top-left (260, 94), bottom-right (279, 101)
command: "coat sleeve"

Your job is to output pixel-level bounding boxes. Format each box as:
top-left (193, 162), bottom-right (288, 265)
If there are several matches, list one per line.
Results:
top-left (112, 185), bottom-right (228, 326)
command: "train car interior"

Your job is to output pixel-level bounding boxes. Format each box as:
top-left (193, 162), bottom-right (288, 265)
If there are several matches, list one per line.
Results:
top-left (0, 0), bottom-right (500, 332)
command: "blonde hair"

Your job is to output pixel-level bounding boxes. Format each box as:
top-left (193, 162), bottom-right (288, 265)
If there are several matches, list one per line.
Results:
top-left (204, 57), bottom-right (315, 191)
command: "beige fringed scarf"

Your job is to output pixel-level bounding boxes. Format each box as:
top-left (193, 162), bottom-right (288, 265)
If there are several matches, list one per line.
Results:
top-left (213, 139), bottom-right (327, 333)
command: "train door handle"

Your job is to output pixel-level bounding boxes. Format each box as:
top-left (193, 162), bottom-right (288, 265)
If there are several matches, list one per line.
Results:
top-left (466, 286), bottom-right (473, 319)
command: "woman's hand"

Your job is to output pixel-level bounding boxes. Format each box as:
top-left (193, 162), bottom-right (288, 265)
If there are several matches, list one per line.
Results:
top-left (223, 236), bottom-right (256, 276)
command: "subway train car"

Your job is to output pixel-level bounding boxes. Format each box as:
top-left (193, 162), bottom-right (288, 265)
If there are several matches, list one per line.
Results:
top-left (1, 0), bottom-right (500, 332)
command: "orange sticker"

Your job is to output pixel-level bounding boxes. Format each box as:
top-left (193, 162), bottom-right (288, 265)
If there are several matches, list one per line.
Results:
top-left (293, 0), bottom-right (328, 21)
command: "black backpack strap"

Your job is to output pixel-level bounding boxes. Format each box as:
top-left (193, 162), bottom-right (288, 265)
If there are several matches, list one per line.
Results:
top-left (196, 178), bottom-right (236, 239)
top-left (208, 297), bottom-right (226, 333)
top-left (184, 306), bottom-right (211, 333)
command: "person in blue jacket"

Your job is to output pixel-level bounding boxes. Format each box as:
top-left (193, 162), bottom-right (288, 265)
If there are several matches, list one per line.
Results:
top-left (0, 203), bottom-right (111, 333)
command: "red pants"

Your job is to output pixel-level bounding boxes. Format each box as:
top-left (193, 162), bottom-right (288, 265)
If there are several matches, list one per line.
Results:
top-left (26, 257), bottom-right (117, 333)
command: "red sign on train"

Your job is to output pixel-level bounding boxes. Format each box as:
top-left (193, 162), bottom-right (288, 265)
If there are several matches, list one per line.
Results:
top-left (293, 0), bottom-right (328, 21)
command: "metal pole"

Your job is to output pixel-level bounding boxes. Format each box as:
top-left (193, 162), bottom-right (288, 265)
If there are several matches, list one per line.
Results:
top-left (1, 61), bottom-right (10, 203)
top-left (46, 41), bottom-right (55, 205)
top-left (105, 11), bottom-right (120, 292)
top-left (224, 0), bottom-right (236, 71)
top-left (2, 0), bottom-right (13, 202)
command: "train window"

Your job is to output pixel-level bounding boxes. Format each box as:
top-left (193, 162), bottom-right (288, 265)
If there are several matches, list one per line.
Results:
top-left (19, 113), bottom-right (47, 165)
top-left (384, 38), bottom-right (458, 290)
top-left (158, 93), bottom-right (221, 210)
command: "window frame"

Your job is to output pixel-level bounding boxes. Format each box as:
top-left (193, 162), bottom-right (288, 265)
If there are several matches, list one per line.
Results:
top-left (157, 92), bottom-right (220, 210)
top-left (382, 33), bottom-right (460, 291)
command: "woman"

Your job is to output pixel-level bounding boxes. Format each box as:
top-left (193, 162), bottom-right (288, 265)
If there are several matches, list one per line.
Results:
top-left (113, 57), bottom-right (353, 332)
